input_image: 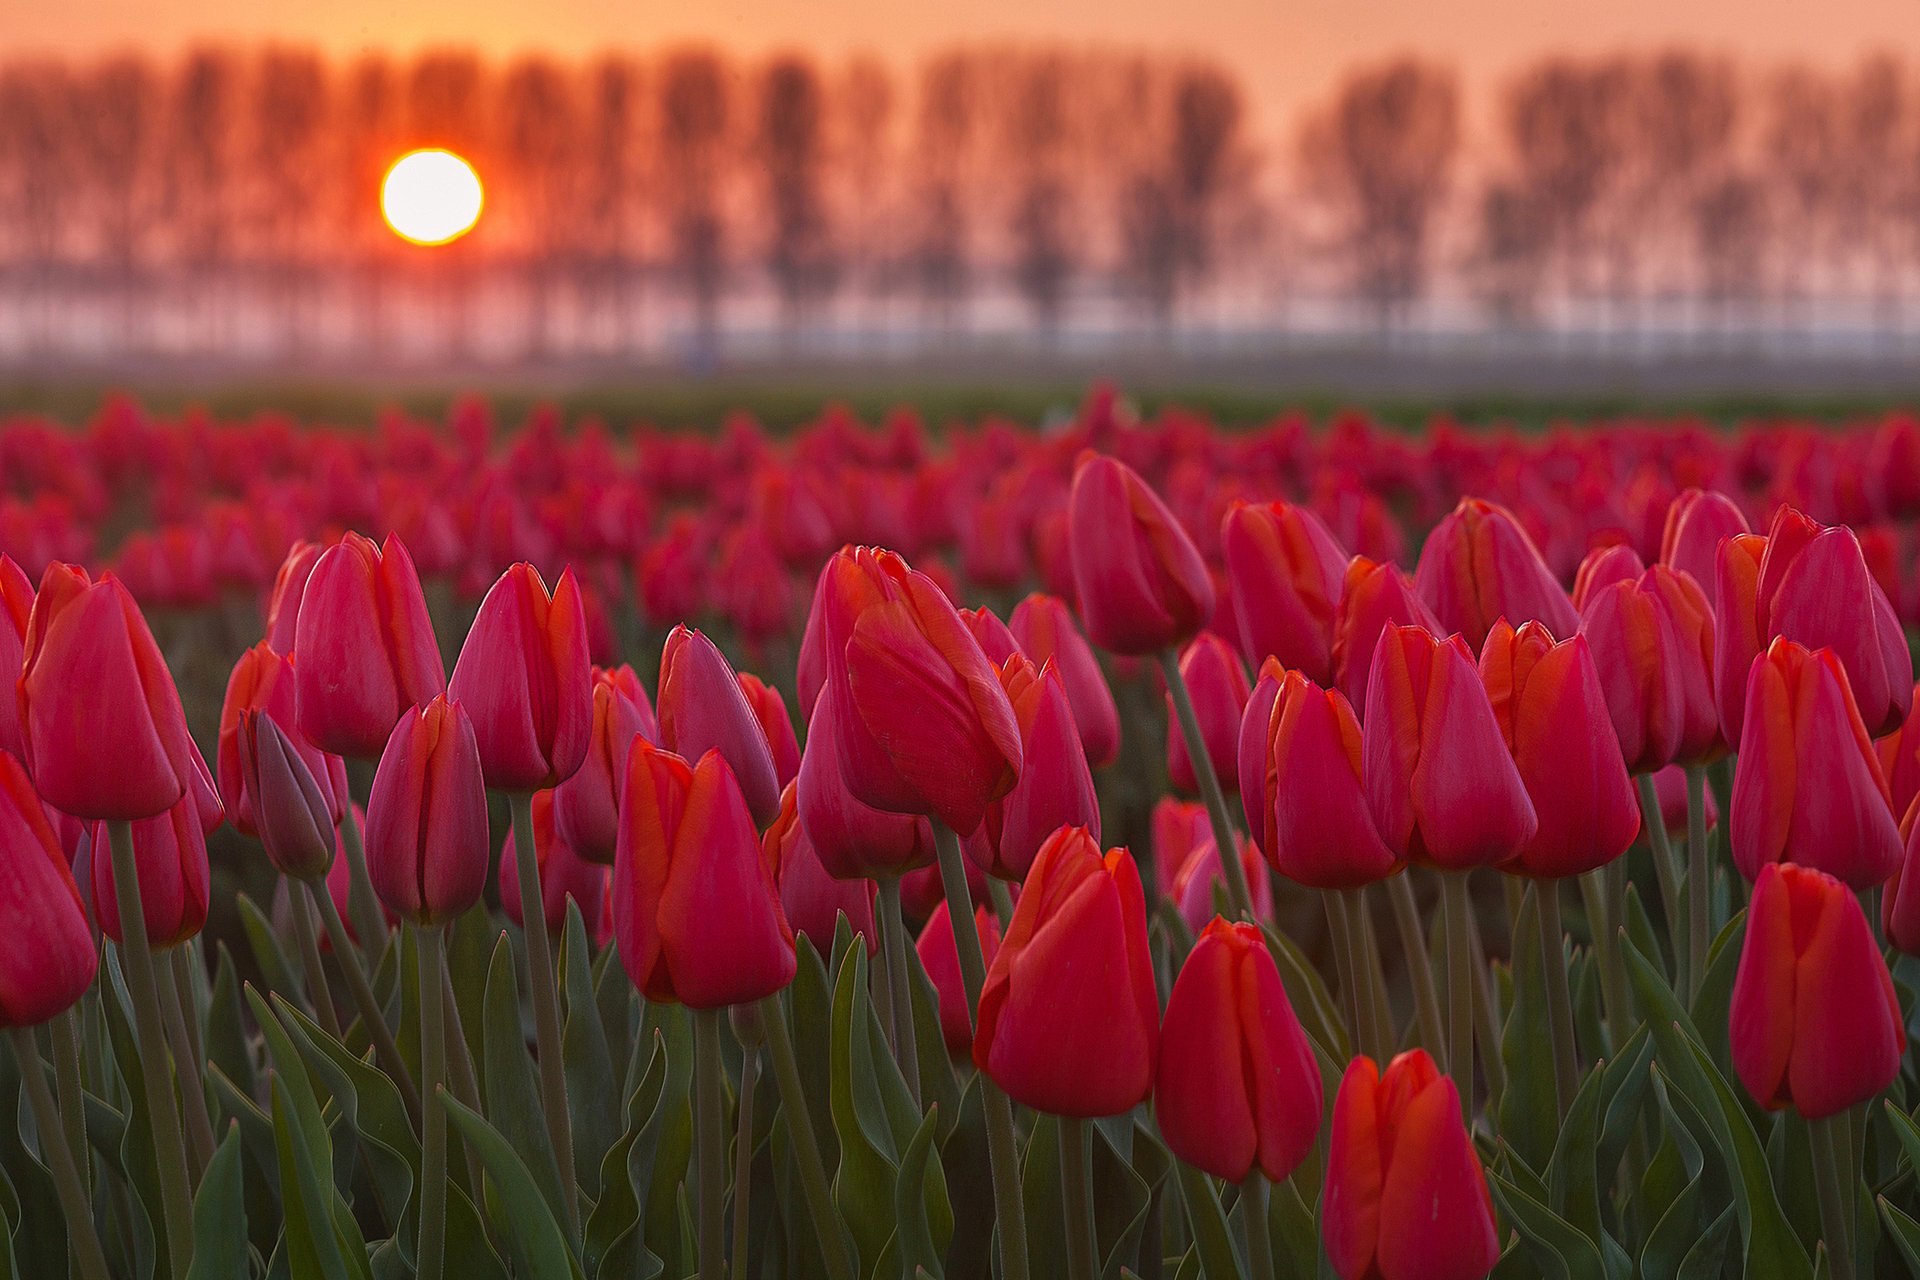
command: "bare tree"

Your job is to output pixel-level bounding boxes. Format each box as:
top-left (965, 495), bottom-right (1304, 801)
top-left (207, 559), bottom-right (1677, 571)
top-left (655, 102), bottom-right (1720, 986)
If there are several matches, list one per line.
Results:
top-left (1502, 58), bottom-right (1628, 316)
top-left (250, 48), bottom-right (329, 345)
top-left (912, 52), bottom-right (978, 330)
top-left (659, 50), bottom-right (733, 358)
top-left (166, 48), bottom-right (242, 346)
top-left (499, 55), bottom-right (579, 356)
top-left (580, 55), bottom-right (646, 349)
top-left (758, 55), bottom-right (835, 336)
top-left (73, 56), bottom-right (157, 344)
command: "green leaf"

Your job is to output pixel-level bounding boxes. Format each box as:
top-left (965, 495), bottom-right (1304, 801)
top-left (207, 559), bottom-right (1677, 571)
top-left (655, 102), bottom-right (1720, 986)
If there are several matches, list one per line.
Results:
top-left (828, 947), bottom-right (909, 1272)
top-left (1486, 1168), bottom-right (1608, 1280)
top-left (1675, 1205), bottom-right (1737, 1280)
top-left (1171, 1162), bottom-right (1242, 1280)
top-left (891, 1107), bottom-right (949, 1279)
top-left (206, 943), bottom-right (256, 1097)
top-left (903, 936), bottom-right (961, 1133)
top-left (559, 903), bottom-right (618, 1198)
top-left (269, 1076), bottom-right (371, 1280)
top-left (244, 984), bottom-right (353, 1195)
top-left (186, 1126), bottom-right (249, 1280)
top-left (1258, 922), bottom-right (1349, 1070)
top-left (0, 1030), bottom-right (77, 1279)
top-left (1500, 887), bottom-right (1558, 1174)
top-left (583, 1032), bottom-right (672, 1278)
top-left (1877, 1196), bottom-right (1920, 1274)
top-left (479, 931), bottom-right (569, 1225)
top-left (237, 893), bottom-right (303, 1000)
top-left (441, 1094), bottom-right (587, 1280)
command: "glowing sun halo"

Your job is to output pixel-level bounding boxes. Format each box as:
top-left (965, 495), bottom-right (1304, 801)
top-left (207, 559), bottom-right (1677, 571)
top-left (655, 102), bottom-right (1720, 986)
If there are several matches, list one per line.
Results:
top-left (382, 149), bottom-right (484, 246)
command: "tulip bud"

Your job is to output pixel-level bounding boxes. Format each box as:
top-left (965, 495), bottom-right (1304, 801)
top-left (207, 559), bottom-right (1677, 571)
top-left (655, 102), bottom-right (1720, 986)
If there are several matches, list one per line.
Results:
top-left (90, 769), bottom-right (216, 949)
top-left (1330, 556), bottom-right (1441, 713)
top-left (1363, 626), bottom-right (1537, 870)
top-left (1155, 917), bottom-right (1321, 1182)
top-left (1164, 632), bottom-right (1250, 795)
top-left (20, 564), bottom-right (200, 820)
top-left (1579, 565), bottom-right (1720, 773)
top-left (500, 790), bottom-right (608, 935)
top-left (959, 606), bottom-right (1022, 666)
top-left (917, 899), bottom-right (1002, 1054)
top-left (237, 710), bottom-right (338, 881)
top-left (974, 826), bottom-right (1158, 1117)
top-left (219, 642), bottom-right (347, 839)
top-left (737, 672), bottom-right (801, 790)
top-left (1731, 862), bottom-right (1903, 1119)
top-left (1009, 592), bottom-right (1120, 767)
top-left (651, 626), bottom-right (785, 826)
top-left (1878, 683), bottom-right (1920, 824)
top-left (763, 781), bottom-right (877, 955)
top-left (968, 657), bottom-right (1100, 880)
top-left (449, 562), bottom-right (593, 791)
top-left (1322, 1048), bottom-right (1499, 1280)
top-left (1168, 835), bottom-right (1272, 934)
top-left (294, 532), bottom-right (446, 760)
top-left (1240, 662), bottom-right (1400, 889)
top-left (0, 752), bottom-right (98, 1027)
top-left (363, 696), bottom-right (491, 926)
top-left (1067, 454), bottom-right (1214, 656)
top-left (1220, 499), bottom-right (1349, 683)
top-left (264, 539), bottom-right (324, 654)
top-left (612, 740), bottom-right (796, 1008)
top-left (1730, 640), bottom-right (1901, 888)
top-left (1151, 796), bottom-right (1213, 898)
top-left (797, 692), bottom-right (936, 880)
top-left (1414, 497), bottom-right (1579, 652)
top-left (552, 665), bottom-right (653, 864)
top-left (0, 554), bottom-right (31, 761)
top-left (1478, 620), bottom-right (1640, 878)
top-left (1659, 488), bottom-right (1750, 592)
top-left (1569, 543), bottom-right (1644, 610)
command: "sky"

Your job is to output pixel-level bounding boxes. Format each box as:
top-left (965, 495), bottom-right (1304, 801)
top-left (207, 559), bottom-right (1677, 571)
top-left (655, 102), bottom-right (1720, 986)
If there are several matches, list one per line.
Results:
top-left (7, 0), bottom-right (1916, 127)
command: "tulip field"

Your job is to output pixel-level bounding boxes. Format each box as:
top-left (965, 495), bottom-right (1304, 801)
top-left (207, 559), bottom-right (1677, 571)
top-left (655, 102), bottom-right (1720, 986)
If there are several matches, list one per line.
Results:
top-left (13, 389), bottom-right (1920, 1280)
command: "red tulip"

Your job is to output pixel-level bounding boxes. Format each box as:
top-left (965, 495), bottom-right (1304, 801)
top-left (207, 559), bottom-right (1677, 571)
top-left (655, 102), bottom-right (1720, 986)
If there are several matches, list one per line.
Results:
top-left (1168, 835), bottom-right (1272, 934)
top-left (363, 696), bottom-right (491, 926)
top-left (20, 564), bottom-right (200, 821)
top-left (1659, 488), bottom-right (1750, 592)
top-left (1155, 917), bottom-right (1321, 1182)
top-left (1712, 532), bottom-right (1768, 746)
top-left (797, 691), bottom-right (936, 880)
top-left (1478, 619), bottom-right (1639, 878)
top-left (653, 626), bottom-right (783, 826)
top-left (1650, 764), bottom-right (1718, 837)
top-left (612, 740), bottom-right (796, 1008)
top-left (1414, 497), bottom-right (1578, 652)
top-left (1165, 632), bottom-right (1251, 795)
top-left (1322, 1048), bottom-right (1499, 1280)
top-left (90, 768), bottom-right (216, 948)
top-left (974, 826), bottom-right (1158, 1117)
top-left (0, 554), bottom-right (30, 761)
top-left (264, 538), bottom-right (323, 655)
top-left (1008, 592), bottom-right (1120, 768)
top-left (218, 642), bottom-right (346, 839)
top-left (737, 672), bottom-right (801, 790)
top-left (0, 751), bottom-right (97, 1027)
top-left (293, 532), bottom-right (446, 760)
top-left (1569, 543), bottom-right (1644, 610)
top-left (1220, 499), bottom-right (1349, 683)
top-left (1731, 862), bottom-right (1903, 1119)
top-left (1151, 796), bottom-right (1213, 898)
top-left (448, 562), bottom-right (592, 791)
top-left (763, 781), bottom-right (877, 955)
top-left (967, 656), bottom-right (1099, 880)
top-left (916, 899), bottom-right (1002, 1054)
top-left (1067, 454), bottom-right (1214, 656)
top-left (1363, 626), bottom-right (1537, 869)
top-left (1877, 682), bottom-right (1920, 824)
top-left (236, 710), bottom-right (339, 881)
top-left (500, 790), bottom-right (608, 935)
top-left (1730, 639), bottom-right (1901, 888)
top-left (960, 606), bottom-right (1022, 665)
top-left (552, 665), bottom-right (653, 865)
top-left (1330, 556), bottom-right (1442, 713)
top-left (1240, 662), bottom-right (1400, 889)
top-left (1578, 565), bottom-right (1721, 773)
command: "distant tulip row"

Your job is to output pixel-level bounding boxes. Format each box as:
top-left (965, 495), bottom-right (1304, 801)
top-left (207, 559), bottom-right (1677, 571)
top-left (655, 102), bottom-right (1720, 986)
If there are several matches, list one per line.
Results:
top-left (0, 394), bottom-right (1918, 1280)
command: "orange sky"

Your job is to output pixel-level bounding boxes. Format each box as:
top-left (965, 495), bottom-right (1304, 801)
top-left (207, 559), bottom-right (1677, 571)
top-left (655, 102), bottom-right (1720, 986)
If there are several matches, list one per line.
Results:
top-left (9, 0), bottom-right (1915, 125)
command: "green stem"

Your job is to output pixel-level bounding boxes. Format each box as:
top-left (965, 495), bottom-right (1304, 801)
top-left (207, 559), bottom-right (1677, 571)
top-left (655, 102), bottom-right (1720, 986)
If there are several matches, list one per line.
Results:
top-left (311, 875), bottom-right (422, 1128)
top-left (287, 876), bottom-right (341, 1041)
top-left (1441, 870), bottom-right (1476, 1123)
top-left (437, 965), bottom-right (487, 1196)
top-left (169, 946), bottom-right (208, 1090)
top-left (508, 789), bottom-right (580, 1238)
top-left (335, 803), bottom-right (391, 967)
top-left (694, 1007), bottom-right (728, 1280)
top-left (1159, 648), bottom-right (1253, 920)
top-left (1322, 890), bottom-right (1365, 1057)
top-left (154, 944), bottom-right (216, 1178)
top-left (1812, 1112), bottom-right (1855, 1280)
top-left (416, 924), bottom-right (447, 1280)
top-left (1354, 889), bottom-right (1396, 1058)
top-left (106, 819), bottom-right (195, 1280)
top-left (730, 1044), bottom-right (759, 1280)
top-left (1684, 765), bottom-right (1711, 1004)
top-left (878, 876), bottom-right (922, 1107)
top-left (9, 1027), bottom-right (111, 1280)
top-left (759, 994), bottom-right (856, 1280)
top-left (934, 820), bottom-right (1031, 1280)
top-left (1242, 1174), bottom-right (1275, 1280)
top-left (987, 876), bottom-right (1017, 925)
top-left (1535, 880), bottom-right (1579, 1119)
top-left (1579, 867), bottom-right (1630, 1055)
top-left (48, 1008), bottom-right (90, 1206)
top-left (1060, 1115), bottom-right (1097, 1280)
top-left (1385, 873), bottom-right (1446, 1059)
top-left (1465, 901), bottom-right (1506, 1107)
top-left (1634, 774), bottom-right (1685, 990)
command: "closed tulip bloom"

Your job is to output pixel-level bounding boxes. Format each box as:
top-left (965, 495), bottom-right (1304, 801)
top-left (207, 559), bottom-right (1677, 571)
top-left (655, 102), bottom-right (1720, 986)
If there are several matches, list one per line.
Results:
top-left (0, 752), bottom-right (98, 1027)
top-left (1414, 497), bottom-right (1579, 652)
top-left (613, 740), bottom-right (796, 1008)
top-left (1151, 796), bottom-right (1213, 898)
top-left (264, 538), bottom-right (323, 654)
top-left (219, 642), bottom-right (346, 839)
top-left (20, 563), bottom-right (199, 821)
top-left (1731, 862), bottom-right (1903, 1119)
top-left (1240, 662), bottom-right (1400, 889)
top-left (448, 562), bottom-right (592, 792)
top-left (738, 672), bottom-right (802, 790)
top-left (1220, 499), bottom-right (1349, 683)
top-left (797, 693), bottom-right (936, 880)
top-left (1155, 917), bottom-right (1321, 1183)
top-left (795, 545), bottom-right (889, 716)
top-left (553, 665), bottom-right (653, 865)
top-left (1322, 1049), bottom-right (1499, 1280)
top-left (1165, 632), bottom-right (1251, 795)
top-left (960, 606), bottom-right (1022, 665)
top-left (1712, 532), bottom-right (1768, 746)
top-left (1169, 835), bottom-right (1272, 934)
top-left (1659, 488), bottom-right (1750, 591)
top-left (1009, 593), bottom-right (1120, 767)
top-left (968, 656), bottom-right (1100, 880)
top-left (1877, 683), bottom-right (1920, 824)
top-left (1579, 565), bottom-right (1721, 773)
top-left (236, 710), bottom-right (338, 881)
top-left (1569, 543), bottom-right (1644, 610)
top-left (1730, 640), bottom-right (1901, 888)
top-left (917, 899), bottom-right (1003, 1054)
top-left (0, 554), bottom-right (30, 760)
top-left (1363, 626), bottom-right (1537, 869)
top-left (764, 781), bottom-right (877, 954)
top-left (500, 790), bottom-right (607, 934)
top-left (1330, 556), bottom-right (1442, 713)
top-left (90, 774), bottom-right (215, 948)
top-left (363, 696), bottom-right (491, 926)
top-left (653, 626), bottom-right (785, 828)
top-left (1067, 453), bottom-right (1215, 656)
top-left (1479, 620), bottom-right (1640, 878)
top-left (974, 826), bottom-right (1158, 1117)
top-left (294, 532), bottom-right (445, 760)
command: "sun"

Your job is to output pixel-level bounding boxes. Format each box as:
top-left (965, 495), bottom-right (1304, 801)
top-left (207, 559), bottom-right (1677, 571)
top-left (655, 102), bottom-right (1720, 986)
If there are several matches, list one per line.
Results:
top-left (381, 149), bottom-right (484, 246)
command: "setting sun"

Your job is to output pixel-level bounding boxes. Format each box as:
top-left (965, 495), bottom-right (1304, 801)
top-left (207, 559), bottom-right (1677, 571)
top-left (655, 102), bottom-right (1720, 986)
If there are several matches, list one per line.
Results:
top-left (381, 149), bottom-right (484, 246)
